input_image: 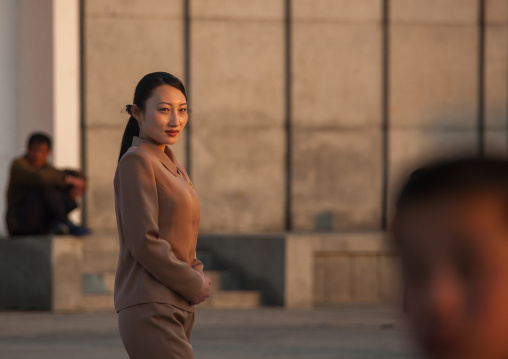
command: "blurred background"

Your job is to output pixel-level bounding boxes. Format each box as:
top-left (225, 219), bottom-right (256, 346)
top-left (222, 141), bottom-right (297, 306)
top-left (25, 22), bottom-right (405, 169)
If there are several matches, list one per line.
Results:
top-left (0, 0), bottom-right (507, 307)
top-left (0, 1), bottom-right (506, 357)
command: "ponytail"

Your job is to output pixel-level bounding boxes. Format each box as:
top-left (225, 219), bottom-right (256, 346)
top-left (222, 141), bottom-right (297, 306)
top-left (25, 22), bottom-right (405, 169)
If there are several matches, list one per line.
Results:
top-left (118, 115), bottom-right (140, 163)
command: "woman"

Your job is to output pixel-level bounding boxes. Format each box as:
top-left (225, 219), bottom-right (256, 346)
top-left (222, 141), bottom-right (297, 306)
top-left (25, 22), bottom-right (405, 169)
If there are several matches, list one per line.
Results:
top-left (114, 72), bottom-right (211, 359)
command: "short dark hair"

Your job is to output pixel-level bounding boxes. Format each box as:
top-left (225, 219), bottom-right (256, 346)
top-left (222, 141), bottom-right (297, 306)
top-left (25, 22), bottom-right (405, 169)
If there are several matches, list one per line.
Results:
top-left (27, 132), bottom-right (52, 150)
top-left (396, 157), bottom-right (508, 212)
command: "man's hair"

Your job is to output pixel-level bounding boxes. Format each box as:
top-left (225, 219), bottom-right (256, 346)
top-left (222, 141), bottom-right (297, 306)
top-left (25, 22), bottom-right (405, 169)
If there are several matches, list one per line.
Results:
top-left (27, 132), bottom-right (52, 150)
top-left (396, 157), bottom-right (508, 212)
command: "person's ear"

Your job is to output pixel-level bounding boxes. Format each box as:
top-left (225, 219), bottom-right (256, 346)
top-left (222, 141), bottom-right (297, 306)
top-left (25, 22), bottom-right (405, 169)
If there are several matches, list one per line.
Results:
top-left (131, 104), bottom-right (142, 122)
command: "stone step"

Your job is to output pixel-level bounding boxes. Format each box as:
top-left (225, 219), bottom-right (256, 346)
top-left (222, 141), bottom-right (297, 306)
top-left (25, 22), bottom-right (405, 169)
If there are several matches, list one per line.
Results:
top-left (198, 290), bottom-right (261, 309)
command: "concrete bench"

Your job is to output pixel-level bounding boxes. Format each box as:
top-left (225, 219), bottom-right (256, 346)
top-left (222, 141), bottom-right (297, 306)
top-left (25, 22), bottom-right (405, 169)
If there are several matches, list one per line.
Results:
top-left (197, 231), bottom-right (400, 309)
top-left (0, 236), bottom-right (83, 312)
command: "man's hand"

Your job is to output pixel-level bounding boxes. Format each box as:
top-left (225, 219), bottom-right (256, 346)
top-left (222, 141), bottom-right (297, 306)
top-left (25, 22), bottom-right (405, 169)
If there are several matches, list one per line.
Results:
top-left (190, 275), bottom-right (211, 305)
top-left (65, 175), bottom-right (87, 200)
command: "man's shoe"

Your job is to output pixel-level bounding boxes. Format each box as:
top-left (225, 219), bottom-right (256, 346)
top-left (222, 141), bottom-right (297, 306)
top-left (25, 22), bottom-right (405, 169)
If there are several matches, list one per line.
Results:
top-left (50, 222), bottom-right (70, 235)
top-left (69, 224), bottom-right (91, 237)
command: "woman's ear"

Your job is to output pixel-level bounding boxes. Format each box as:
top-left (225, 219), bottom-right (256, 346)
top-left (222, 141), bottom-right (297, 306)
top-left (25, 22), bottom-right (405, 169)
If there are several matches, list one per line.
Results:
top-left (131, 104), bottom-right (142, 122)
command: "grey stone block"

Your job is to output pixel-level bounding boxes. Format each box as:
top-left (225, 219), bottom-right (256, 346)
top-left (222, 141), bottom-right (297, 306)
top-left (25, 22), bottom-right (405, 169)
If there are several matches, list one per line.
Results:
top-left (292, 0), bottom-right (382, 22)
top-left (190, 21), bottom-right (284, 128)
top-left (191, 0), bottom-right (283, 20)
top-left (192, 126), bottom-right (285, 233)
top-left (390, 24), bottom-right (479, 129)
top-left (486, 0), bottom-right (508, 24)
top-left (291, 129), bottom-right (382, 231)
top-left (390, 0), bottom-right (478, 24)
top-left (0, 236), bottom-right (83, 312)
top-left (0, 237), bottom-right (52, 310)
top-left (292, 22), bottom-right (382, 129)
top-left (485, 25), bottom-right (508, 128)
top-left (85, 0), bottom-right (183, 18)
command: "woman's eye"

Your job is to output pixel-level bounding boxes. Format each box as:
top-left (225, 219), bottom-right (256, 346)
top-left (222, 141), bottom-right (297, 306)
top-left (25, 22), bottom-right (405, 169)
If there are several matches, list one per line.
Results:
top-left (159, 108), bottom-right (170, 112)
top-left (180, 108), bottom-right (188, 113)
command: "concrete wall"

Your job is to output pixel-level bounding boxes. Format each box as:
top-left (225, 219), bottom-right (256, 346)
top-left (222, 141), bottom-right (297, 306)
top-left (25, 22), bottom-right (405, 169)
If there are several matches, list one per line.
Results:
top-left (83, 0), bottom-right (508, 233)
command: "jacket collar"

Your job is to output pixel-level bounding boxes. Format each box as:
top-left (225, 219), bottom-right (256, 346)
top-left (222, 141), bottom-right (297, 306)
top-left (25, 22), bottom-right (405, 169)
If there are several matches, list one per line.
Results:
top-left (131, 136), bottom-right (179, 177)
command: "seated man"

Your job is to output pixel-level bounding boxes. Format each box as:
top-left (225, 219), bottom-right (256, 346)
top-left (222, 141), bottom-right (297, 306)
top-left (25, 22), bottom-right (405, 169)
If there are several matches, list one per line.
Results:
top-left (392, 158), bottom-right (508, 359)
top-left (5, 132), bottom-right (90, 236)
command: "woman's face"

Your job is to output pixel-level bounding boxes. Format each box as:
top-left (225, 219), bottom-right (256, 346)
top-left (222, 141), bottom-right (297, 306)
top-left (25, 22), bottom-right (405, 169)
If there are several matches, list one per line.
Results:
top-left (134, 84), bottom-right (188, 147)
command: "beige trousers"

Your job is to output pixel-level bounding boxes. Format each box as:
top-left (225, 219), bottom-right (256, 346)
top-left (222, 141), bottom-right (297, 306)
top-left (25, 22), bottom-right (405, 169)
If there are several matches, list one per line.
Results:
top-left (118, 302), bottom-right (195, 359)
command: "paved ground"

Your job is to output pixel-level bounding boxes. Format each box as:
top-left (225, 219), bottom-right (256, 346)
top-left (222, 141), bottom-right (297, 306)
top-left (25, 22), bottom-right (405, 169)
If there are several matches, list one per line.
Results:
top-left (0, 305), bottom-right (419, 359)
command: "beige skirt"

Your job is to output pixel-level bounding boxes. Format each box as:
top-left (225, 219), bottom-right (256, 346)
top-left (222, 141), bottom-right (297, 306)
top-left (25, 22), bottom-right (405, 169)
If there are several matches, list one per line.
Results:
top-left (118, 302), bottom-right (195, 359)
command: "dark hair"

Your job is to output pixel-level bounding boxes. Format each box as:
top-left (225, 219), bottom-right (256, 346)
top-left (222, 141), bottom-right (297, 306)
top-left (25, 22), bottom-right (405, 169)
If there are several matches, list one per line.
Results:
top-left (118, 72), bottom-right (187, 162)
top-left (396, 157), bottom-right (508, 212)
top-left (28, 132), bottom-right (52, 150)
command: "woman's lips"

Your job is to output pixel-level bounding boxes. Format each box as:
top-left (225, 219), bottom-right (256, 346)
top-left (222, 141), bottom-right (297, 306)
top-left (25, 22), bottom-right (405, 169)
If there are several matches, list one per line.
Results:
top-left (166, 130), bottom-right (179, 137)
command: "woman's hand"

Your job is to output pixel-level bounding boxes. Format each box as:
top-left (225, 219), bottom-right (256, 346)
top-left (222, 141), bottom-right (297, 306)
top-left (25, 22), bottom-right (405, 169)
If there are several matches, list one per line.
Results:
top-left (190, 275), bottom-right (211, 305)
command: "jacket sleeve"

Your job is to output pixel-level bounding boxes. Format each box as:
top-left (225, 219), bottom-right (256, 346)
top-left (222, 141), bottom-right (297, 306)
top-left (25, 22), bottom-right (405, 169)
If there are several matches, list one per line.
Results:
top-left (192, 258), bottom-right (205, 276)
top-left (10, 159), bottom-right (68, 188)
top-left (115, 153), bottom-right (203, 301)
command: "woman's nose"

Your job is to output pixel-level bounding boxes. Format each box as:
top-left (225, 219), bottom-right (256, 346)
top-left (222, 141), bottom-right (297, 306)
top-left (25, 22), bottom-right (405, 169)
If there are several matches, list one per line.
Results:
top-left (169, 112), bottom-right (180, 127)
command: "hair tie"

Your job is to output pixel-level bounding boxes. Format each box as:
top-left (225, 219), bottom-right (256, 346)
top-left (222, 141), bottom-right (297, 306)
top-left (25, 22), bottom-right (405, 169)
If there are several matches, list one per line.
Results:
top-left (125, 104), bottom-right (133, 116)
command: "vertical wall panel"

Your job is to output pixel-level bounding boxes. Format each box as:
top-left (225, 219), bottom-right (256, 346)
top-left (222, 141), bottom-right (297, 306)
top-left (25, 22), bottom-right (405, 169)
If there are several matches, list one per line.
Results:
top-left (190, 0), bottom-right (286, 233)
top-left (291, 0), bottom-right (384, 231)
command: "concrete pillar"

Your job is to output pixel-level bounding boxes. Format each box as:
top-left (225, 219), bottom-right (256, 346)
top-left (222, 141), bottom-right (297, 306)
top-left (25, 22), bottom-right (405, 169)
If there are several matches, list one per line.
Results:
top-left (190, 0), bottom-right (286, 233)
top-left (291, 0), bottom-right (384, 231)
top-left (16, 0), bottom-right (54, 152)
top-left (52, 0), bottom-right (81, 170)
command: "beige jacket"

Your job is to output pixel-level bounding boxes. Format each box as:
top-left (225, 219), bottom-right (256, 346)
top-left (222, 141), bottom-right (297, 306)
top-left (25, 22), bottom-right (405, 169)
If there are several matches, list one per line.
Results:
top-left (113, 135), bottom-right (203, 313)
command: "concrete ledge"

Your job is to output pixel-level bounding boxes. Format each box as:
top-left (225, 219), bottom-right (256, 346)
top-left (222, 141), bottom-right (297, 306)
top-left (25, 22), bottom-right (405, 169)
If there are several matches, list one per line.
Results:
top-left (0, 236), bottom-right (83, 312)
top-left (198, 231), bottom-right (399, 309)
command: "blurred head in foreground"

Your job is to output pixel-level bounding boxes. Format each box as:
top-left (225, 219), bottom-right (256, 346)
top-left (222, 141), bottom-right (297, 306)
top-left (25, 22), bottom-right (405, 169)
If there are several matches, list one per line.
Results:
top-left (393, 157), bottom-right (508, 359)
